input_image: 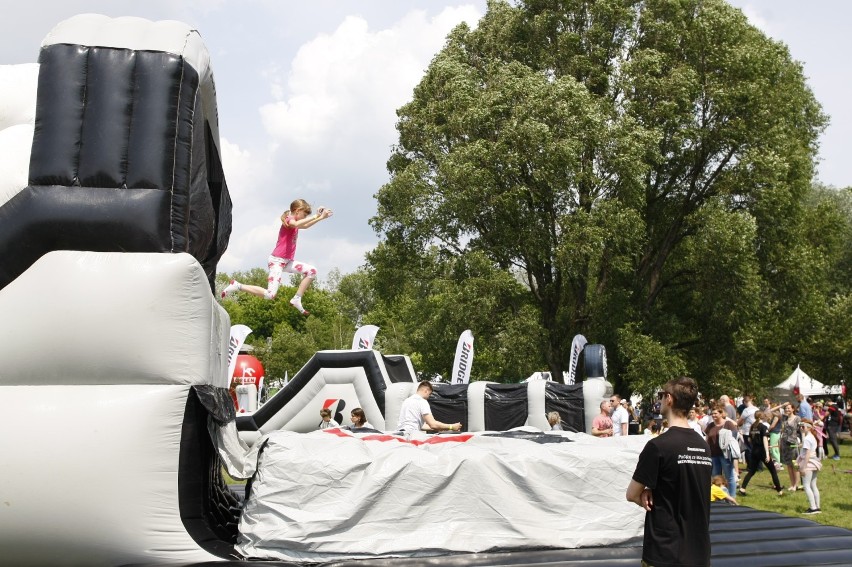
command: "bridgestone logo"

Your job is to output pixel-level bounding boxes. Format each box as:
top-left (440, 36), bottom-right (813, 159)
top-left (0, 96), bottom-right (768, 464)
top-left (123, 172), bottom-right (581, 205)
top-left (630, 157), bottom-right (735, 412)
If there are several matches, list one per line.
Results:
top-left (456, 342), bottom-right (472, 382)
top-left (227, 335), bottom-right (239, 365)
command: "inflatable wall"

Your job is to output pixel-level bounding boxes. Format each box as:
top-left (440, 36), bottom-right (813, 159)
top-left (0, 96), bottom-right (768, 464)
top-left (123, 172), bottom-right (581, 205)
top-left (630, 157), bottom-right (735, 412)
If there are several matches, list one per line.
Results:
top-left (0, 15), bottom-right (237, 566)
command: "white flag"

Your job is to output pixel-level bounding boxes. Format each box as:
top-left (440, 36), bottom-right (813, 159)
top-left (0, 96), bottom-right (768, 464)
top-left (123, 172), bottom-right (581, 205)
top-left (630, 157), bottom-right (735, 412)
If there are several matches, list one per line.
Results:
top-left (450, 330), bottom-right (474, 385)
top-left (227, 324), bottom-right (252, 381)
top-left (351, 325), bottom-right (380, 350)
top-left (565, 334), bottom-right (587, 385)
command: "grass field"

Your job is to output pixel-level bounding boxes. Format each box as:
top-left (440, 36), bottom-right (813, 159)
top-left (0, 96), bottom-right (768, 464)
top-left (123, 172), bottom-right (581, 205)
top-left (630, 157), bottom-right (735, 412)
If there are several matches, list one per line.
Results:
top-left (728, 445), bottom-right (852, 530)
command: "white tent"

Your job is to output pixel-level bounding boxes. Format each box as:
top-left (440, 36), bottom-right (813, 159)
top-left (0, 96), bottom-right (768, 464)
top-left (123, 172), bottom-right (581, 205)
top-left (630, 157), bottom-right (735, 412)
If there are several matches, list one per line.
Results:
top-left (773, 365), bottom-right (842, 397)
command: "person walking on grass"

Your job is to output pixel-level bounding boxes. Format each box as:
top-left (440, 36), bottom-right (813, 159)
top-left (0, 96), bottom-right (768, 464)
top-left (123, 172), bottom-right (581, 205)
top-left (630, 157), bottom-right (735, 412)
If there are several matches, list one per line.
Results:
top-left (221, 199), bottom-right (333, 315)
top-left (797, 419), bottom-right (822, 514)
top-left (738, 411), bottom-right (784, 497)
top-left (824, 401), bottom-right (842, 460)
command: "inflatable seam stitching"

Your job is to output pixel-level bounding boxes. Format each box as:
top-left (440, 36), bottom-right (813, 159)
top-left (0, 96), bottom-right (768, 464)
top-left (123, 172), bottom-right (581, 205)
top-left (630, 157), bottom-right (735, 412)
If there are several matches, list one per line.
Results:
top-left (169, 58), bottom-right (184, 252)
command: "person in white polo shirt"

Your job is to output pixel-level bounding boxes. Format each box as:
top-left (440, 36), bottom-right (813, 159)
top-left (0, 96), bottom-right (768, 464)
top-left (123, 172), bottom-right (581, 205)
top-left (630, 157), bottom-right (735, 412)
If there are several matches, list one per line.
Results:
top-left (398, 380), bottom-right (462, 436)
top-left (609, 394), bottom-right (629, 436)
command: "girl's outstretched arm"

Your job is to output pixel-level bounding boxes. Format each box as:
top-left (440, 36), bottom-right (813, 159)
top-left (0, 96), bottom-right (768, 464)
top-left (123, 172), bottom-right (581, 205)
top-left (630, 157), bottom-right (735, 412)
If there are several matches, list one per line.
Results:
top-left (281, 207), bottom-right (333, 229)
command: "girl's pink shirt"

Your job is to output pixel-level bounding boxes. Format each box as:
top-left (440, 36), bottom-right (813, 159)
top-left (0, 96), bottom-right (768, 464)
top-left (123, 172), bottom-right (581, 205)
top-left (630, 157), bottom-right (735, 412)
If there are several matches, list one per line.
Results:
top-left (271, 214), bottom-right (299, 259)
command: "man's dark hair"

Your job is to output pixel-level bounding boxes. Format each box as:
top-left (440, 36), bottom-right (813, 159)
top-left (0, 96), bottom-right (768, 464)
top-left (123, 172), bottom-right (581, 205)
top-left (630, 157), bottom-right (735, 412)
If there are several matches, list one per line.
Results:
top-left (417, 380), bottom-right (434, 393)
top-left (663, 377), bottom-right (699, 416)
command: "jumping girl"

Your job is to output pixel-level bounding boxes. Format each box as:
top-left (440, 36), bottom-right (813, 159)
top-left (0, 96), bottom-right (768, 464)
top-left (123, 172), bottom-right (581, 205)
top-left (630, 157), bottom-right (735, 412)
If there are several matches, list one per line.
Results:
top-left (221, 199), bottom-right (333, 314)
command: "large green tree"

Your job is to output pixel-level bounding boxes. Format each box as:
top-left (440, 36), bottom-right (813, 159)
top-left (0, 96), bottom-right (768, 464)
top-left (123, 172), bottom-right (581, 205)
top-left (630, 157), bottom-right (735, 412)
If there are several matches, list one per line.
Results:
top-left (369, 0), bottom-right (827, 396)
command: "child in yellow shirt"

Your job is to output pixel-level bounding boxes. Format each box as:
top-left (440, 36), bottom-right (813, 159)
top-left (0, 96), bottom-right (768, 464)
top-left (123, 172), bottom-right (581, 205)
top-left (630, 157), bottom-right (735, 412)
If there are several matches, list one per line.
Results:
top-left (711, 475), bottom-right (738, 505)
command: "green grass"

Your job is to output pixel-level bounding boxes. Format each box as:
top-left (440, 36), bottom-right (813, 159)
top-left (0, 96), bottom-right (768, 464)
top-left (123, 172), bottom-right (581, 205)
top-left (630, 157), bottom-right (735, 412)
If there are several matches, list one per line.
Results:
top-left (734, 449), bottom-right (852, 530)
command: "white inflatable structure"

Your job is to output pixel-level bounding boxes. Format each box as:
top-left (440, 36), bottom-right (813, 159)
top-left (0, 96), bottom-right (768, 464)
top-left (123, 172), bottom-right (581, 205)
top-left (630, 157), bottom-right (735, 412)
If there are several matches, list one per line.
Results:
top-left (0, 14), bottom-right (237, 566)
top-left (234, 350), bottom-right (610, 445)
top-left (0, 14), bottom-right (638, 566)
top-left (235, 429), bottom-right (645, 562)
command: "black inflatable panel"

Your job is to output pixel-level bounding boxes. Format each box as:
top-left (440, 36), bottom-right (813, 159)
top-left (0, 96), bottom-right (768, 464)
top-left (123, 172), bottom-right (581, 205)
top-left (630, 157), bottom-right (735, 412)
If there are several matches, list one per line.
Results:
top-left (483, 384), bottom-right (528, 431)
top-left (28, 45), bottom-right (88, 186)
top-left (583, 343), bottom-right (607, 378)
top-left (178, 389), bottom-right (240, 558)
top-left (78, 48), bottom-right (136, 187)
top-left (132, 502), bottom-right (852, 566)
top-left (429, 383), bottom-right (468, 432)
top-left (381, 355), bottom-right (415, 383)
top-left (0, 187), bottom-right (173, 288)
top-left (543, 381), bottom-right (585, 433)
top-left (0, 42), bottom-right (231, 292)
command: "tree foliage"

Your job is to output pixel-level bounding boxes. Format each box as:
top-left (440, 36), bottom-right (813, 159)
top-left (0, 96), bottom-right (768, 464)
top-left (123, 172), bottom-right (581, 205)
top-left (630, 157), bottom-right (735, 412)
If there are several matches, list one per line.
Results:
top-left (216, 272), bottom-right (355, 380)
top-left (214, 1), bottom-right (848, 399)
top-left (369, 0), bottom-right (837, 396)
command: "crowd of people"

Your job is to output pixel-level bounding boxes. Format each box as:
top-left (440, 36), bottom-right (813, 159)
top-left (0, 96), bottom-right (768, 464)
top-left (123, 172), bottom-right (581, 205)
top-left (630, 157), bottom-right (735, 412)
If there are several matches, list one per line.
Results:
top-left (315, 381), bottom-right (846, 518)
top-left (626, 378), bottom-right (849, 567)
top-left (634, 390), bottom-right (848, 516)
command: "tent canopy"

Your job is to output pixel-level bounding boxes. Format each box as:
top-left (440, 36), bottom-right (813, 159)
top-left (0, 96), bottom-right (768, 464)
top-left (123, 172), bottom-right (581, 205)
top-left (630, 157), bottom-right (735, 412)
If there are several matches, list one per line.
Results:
top-left (773, 365), bottom-right (842, 397)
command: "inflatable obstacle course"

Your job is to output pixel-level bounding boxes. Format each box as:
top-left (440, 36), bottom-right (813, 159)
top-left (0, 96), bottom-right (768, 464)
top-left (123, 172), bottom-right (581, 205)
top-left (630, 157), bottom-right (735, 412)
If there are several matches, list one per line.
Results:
top-left (3, 13), bottom-right (852, 567)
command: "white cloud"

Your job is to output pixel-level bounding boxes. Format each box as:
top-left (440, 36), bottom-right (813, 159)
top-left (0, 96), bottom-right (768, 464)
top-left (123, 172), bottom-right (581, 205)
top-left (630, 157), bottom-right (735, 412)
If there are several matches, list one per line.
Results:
top-left (232, 5), bottom-right (483, 276)
top-left (259, 7), bottom-right (481, 151)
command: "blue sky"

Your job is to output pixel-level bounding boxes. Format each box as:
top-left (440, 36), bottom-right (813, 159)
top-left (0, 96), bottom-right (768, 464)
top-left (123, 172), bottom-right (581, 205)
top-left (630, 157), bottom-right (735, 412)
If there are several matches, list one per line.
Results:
top-left (1, 1), bottom-right (848, 278)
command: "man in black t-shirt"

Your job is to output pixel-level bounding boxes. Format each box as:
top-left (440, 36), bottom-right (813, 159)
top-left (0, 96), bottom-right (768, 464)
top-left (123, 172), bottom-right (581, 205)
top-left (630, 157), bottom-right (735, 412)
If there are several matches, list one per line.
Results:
top-left (626, 377), bottom-right (712, 567)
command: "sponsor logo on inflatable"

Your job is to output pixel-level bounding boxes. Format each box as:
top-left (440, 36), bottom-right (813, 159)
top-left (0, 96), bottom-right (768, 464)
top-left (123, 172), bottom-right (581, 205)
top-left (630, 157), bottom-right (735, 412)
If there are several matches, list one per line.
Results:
top-left (566, 334), bottom-right (587, 385)
top-left (451, 330), bottom-right (474, 385)
top-left (323, 398), bottom-right (347, 425)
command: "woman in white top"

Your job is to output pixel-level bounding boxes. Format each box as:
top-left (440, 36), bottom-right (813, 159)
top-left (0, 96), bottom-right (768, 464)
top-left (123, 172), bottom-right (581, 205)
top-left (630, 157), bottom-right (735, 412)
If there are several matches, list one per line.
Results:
top-left (687, 408), bottom-right (705, 438)
top-left (797, 419), bottom-right (822, 514)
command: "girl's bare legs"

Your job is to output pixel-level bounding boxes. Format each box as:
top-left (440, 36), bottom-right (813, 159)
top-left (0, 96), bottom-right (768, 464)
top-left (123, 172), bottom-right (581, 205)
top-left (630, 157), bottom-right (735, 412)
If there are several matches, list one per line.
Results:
top-left (786, 462), bottom-right (800, 490)
top-left (221, 281), bottom-right (268, 299)
top-left (222, 259), bottom-right (316, 315)
top-left (237, 284), bottom-right (268, 298)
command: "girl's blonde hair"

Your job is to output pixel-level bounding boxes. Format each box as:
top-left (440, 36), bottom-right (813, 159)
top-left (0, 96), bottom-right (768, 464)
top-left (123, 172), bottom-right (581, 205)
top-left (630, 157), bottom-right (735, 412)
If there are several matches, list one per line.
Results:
top-left (712, 475), bottom-right (725, 486)
top-left (290, 198), bottom-right (312, 215)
